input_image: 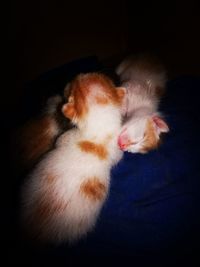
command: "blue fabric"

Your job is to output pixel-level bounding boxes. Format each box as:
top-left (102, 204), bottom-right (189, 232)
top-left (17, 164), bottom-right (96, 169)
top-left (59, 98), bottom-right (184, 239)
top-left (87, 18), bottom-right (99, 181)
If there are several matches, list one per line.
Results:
top-left (12, 57), bottom-right (200, 266)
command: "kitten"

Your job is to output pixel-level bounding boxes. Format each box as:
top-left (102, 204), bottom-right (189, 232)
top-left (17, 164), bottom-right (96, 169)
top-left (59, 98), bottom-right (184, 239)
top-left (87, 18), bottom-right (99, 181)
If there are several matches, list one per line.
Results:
top-left (116, 55), bottom-right (169, 153)
top-left (13, 95), bottom-right (72, 172)
top-left (21, 73), bottom-right (125, 244)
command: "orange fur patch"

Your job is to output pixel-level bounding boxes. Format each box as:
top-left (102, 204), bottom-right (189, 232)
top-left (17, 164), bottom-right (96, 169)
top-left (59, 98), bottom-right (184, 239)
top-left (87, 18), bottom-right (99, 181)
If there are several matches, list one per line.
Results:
top-left (80, 177), bottom-right (106, 201)
top-left (141, 119), bottom-right (160, 153)
top-left (116, 87), bottom-right (126, 100)
top-left (95, 96), bottom-right (109, 105)
top-left (62, 73), bottom-right (124, 121)
top-left (78, 140), bottom-right (108, 160)
top-left (62, 103), bottom-right (76, 120)
top-left (46, 174), bottom-right (57, 185)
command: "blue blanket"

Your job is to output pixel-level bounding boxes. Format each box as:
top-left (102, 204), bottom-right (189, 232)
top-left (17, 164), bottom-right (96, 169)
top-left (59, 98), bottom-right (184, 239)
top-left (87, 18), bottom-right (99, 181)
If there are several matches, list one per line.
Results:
top-left (13, 57), bottom-right (200, 266)
top-left (64, 76), bottom-right (200, 266)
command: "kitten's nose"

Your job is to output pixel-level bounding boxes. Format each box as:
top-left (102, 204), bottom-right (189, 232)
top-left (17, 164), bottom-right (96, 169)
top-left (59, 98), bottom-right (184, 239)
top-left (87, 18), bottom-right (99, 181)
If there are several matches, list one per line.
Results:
top-left (118, 133), bottom-right (136, 150)
top-left (118, 136), bottom-right (126, 150)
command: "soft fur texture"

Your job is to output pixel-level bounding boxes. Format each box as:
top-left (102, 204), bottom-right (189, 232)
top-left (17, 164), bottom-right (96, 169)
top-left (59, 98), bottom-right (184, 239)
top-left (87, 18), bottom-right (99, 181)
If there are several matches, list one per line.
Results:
top-left (21, 73), bottom-right (124, 244)
top-left (116, 55), bottom-right (169, 153)
top-left (13, 95), bottom-right (72, 172)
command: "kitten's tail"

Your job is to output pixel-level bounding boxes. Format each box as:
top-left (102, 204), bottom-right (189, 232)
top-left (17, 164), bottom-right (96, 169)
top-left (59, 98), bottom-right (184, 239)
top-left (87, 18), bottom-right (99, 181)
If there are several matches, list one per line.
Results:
top-left (116, 54), bottom-right (167, 97)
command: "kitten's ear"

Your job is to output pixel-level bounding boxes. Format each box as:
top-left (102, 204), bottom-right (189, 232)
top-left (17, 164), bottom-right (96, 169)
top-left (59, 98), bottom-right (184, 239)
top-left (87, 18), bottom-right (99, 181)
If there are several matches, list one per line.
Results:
top-left (62, 103), bottom-right (75, 120)
top-left (152, 115), bottom-right (169, 134)
top-left (116, 87), bottom-right (126, 100)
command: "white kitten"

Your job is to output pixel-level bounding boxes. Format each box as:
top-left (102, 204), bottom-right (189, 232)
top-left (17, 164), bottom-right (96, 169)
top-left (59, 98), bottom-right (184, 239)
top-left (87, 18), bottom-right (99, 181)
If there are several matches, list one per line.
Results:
top-left (21, 73), bottom-right (125, 244)
top-left (116, 55), bottom-right (169, 153)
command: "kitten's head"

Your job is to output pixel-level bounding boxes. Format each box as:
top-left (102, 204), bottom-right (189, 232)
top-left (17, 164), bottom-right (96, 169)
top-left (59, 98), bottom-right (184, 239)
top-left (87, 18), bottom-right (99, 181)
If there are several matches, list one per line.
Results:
top-left (118, 115), bottom-right (169, 153)
top-left (62, 73), bottom-right (125, 127)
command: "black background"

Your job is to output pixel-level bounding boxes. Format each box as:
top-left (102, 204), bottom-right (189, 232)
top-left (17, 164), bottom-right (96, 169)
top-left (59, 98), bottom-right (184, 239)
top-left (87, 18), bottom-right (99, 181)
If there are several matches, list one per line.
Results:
top-left (3, 1), bottom-right (200, 266)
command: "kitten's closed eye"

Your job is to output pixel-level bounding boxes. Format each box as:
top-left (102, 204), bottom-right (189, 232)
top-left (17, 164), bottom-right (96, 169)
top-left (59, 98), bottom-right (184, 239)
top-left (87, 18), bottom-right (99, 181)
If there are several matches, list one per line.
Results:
top-left (118, 128), bottom-right (141, 151)
top-left (118, 115), bottom-right (169, 153)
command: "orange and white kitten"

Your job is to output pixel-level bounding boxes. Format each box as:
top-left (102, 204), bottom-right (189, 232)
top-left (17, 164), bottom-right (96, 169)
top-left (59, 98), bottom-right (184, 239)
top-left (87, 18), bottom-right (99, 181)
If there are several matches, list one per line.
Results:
top-left (13, 95), bottom-right (72, 172)
top-left (21, 73), bottom-right (125, 244)
top-left (116, 55), bottom-right (169, 153)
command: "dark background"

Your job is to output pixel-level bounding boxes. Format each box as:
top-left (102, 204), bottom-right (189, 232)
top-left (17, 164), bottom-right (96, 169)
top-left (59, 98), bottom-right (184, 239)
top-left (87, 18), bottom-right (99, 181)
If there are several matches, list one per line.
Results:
top-left (3, 0), bottom-right (200, 266)
top-left (6, 0), bottom-right (200, 113)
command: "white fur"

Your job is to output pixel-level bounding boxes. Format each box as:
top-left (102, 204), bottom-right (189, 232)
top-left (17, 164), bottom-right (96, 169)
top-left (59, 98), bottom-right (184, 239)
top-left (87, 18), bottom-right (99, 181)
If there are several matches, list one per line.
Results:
top-left (116, 56), bottom-right (167, 153)
top-left (122, 115), bottom-right (150, 153)
top-left (21, 100), bottom-right (123, 244)
top-left (116, 56), bottom-right (166, 91)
